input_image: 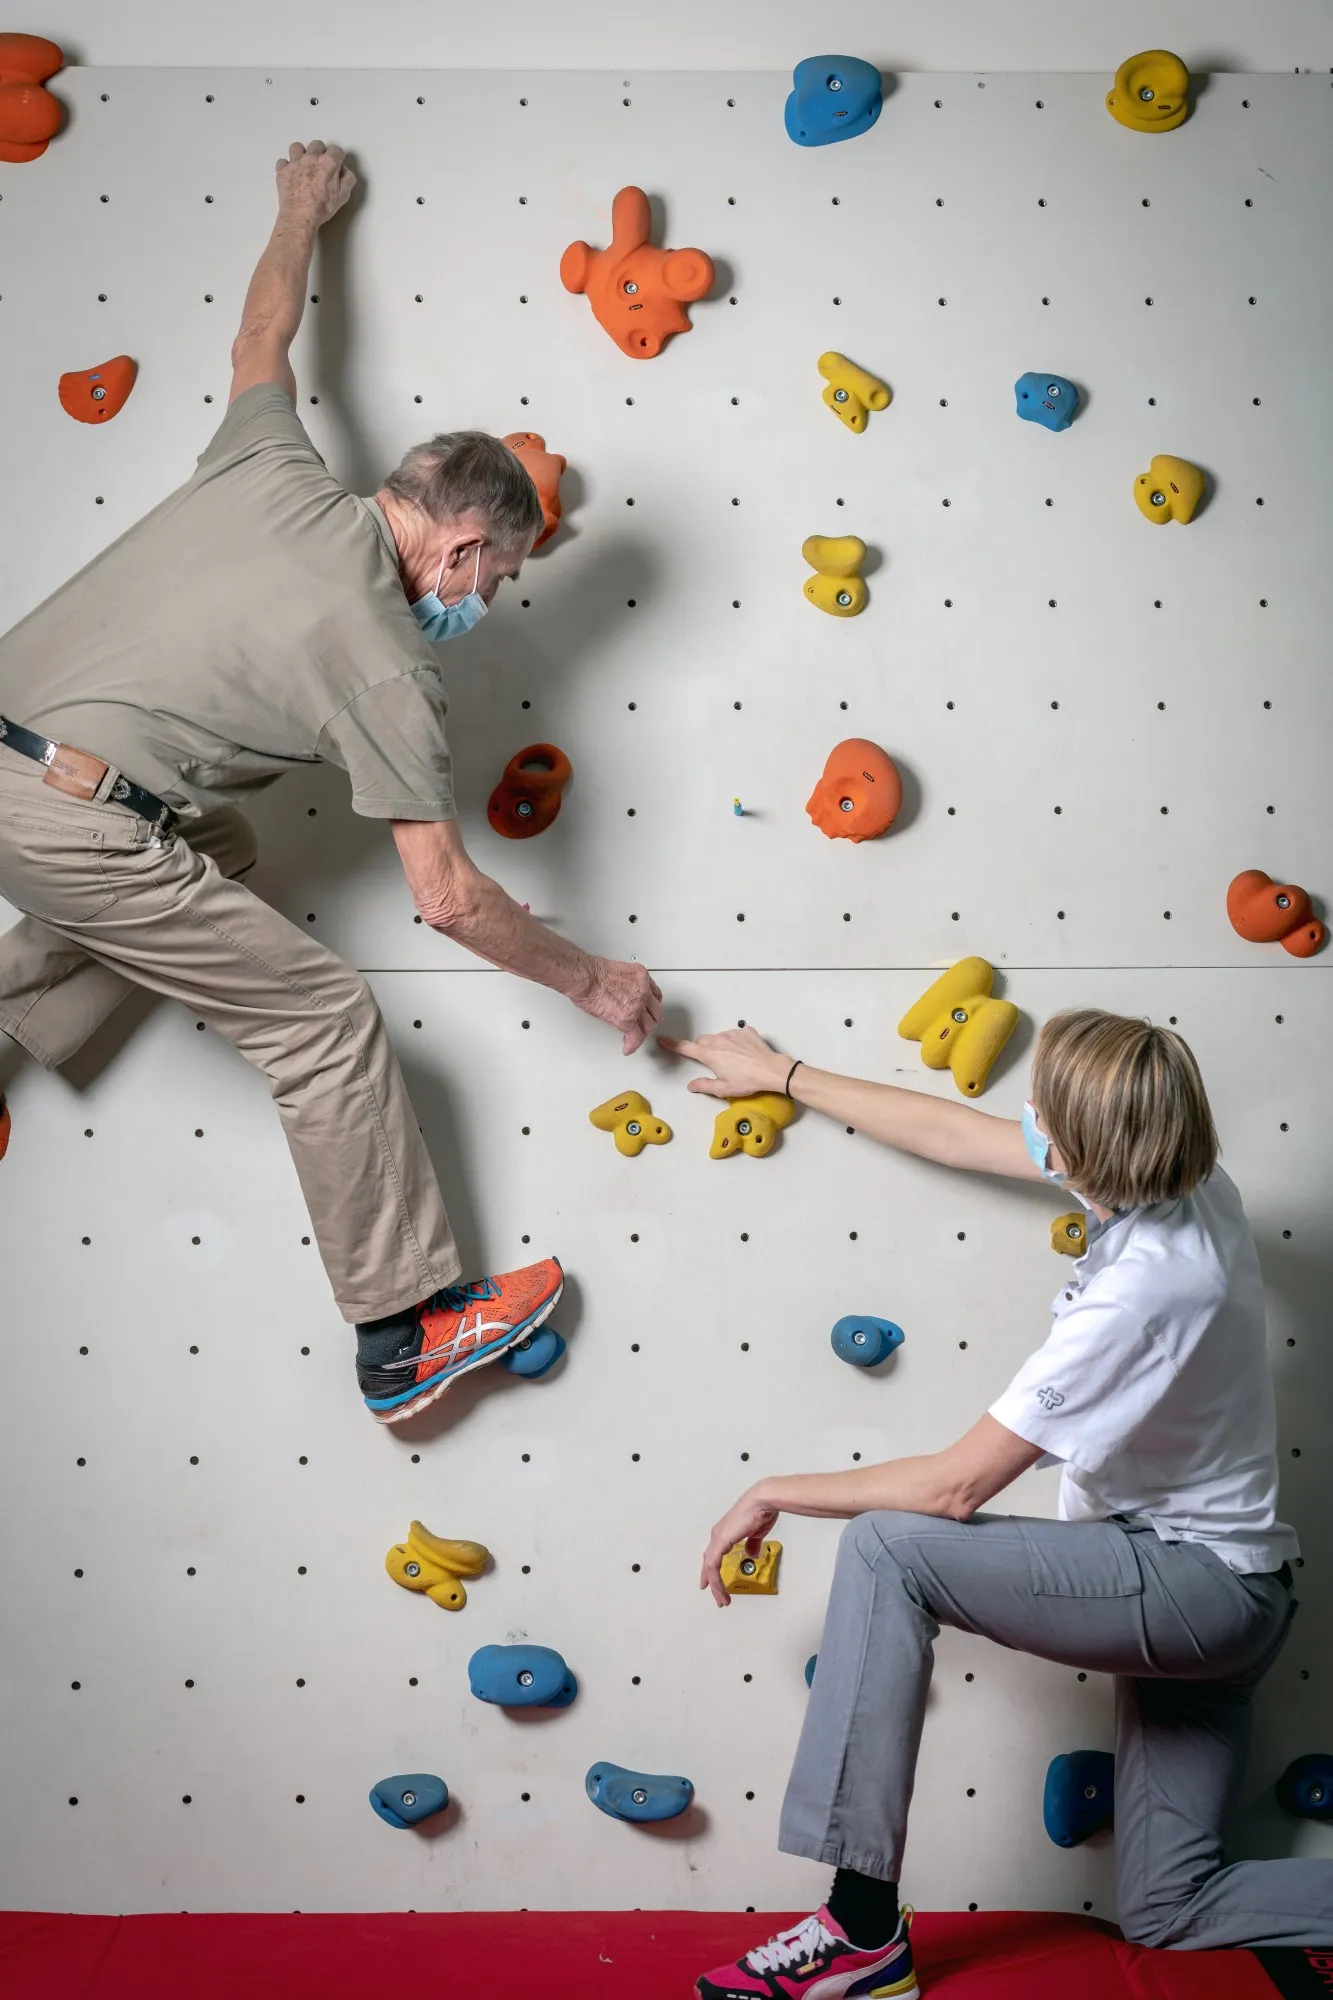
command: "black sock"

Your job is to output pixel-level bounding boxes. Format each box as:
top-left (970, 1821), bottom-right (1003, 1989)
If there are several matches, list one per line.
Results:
top-left (354, 1309), bottom-right (417, 1364)
top-left (827, 1868), bottom-right (899, 1948)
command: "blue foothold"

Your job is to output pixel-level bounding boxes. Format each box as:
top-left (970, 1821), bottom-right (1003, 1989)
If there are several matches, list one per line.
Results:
top-left (831, 1315), bottom-right (904, 1368)
top-left (1043, 1750), bottom-right (1115, 1847)
top-left (469, 1642), bottom-right (578, 1709)
top-left (1015, 371), bottom-right (1080, 432)
top-left (369, 1773), bottom-right (449, 1830)
top-left (501, 1326), bottom-right (566, 1379)
top-left (1276, 1753), bottom-right (1333, 1820)
top-left (585, 1762), bottom-right (695, 1824)
top-left (805, 1654), bottom-right (818, 1689)
top-left (785, 55), bottom-right (883, 148)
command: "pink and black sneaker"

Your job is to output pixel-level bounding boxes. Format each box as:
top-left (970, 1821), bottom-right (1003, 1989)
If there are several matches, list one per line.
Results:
top-left (695, 1905), bottom-right (918, 2000)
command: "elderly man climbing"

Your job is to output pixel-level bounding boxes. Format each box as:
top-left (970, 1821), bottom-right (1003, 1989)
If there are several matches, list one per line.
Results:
top-left (0, 141), bottom-right (661, 1421)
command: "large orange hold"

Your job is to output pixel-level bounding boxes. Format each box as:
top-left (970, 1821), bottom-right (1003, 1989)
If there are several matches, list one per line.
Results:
top-left (1226, 869), bottom-right (1325, 958)
top-left (503, 432), bottom-right (566, 547)
top-left (487, 744), bottom-right (572, 840)
top-left (0, 33), bottom-right (63, 163)
top-left (807, 739), bottom-right (902, 843)
top-left (59, 354), bottom-right (138, 425)
top-left (560, 186), bottom-right (715, 360)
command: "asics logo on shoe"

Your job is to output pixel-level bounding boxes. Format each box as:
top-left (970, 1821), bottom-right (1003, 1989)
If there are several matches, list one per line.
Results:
top-left (379, 1315), bottom-right (509, 1374)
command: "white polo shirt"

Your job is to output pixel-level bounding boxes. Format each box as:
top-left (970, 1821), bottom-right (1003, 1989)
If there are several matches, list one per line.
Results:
top-left (990, 1168), bottom-right (1299, 1575)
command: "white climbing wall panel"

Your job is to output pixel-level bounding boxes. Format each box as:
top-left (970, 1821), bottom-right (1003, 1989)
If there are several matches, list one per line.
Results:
top-left (0, 66), bottom-right (1330, 1920)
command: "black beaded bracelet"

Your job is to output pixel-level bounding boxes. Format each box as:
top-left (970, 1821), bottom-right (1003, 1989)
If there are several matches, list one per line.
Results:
top-left (783, 1059), bottom-right (803, 1098)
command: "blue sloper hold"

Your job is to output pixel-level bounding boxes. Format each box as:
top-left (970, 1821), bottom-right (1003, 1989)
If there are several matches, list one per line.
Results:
top-left (469, 1642), bottom-right (578, 1709)
top-left (500, 1326), bottom-right (566, 1379)
top-left (805, 1654), bottom-right (818, 1688)
top-left (369, 1773), bottom-right (449, 1830)
top-left (1276, 1753), bottom-right (1333, 1820)
top-left (1015, 372), bottom-right (1080, 432)
top-left (831, 1315), bottom-right (904, 1368)
top-left (586, 1762), bottom-right (695, 1823)
top-left (785, 56), bottom-right (883, 148)
top-left (1043, 1750), bottom-right (1115, 1847)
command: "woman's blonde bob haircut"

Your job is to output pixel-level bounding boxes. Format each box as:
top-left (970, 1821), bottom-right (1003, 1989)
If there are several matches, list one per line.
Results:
top-left (1032, 1009), bottom-right (1218, 1211)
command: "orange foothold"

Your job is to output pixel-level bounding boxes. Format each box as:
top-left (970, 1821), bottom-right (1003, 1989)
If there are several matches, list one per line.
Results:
top-left (487, 743), bottom-right (572, 840)
top-left (560, 186), bottom-right (716, 361)
top-left (807, 739), bottom-right (902, 843)
top-left (1226, 870), bottom-right (1325, 958)
top-left (503, 432), bottom-right (566, 547)
top-left (59, 355), bottom-right (137, 425)
top-left (0, 36), bottom-right (63, 162)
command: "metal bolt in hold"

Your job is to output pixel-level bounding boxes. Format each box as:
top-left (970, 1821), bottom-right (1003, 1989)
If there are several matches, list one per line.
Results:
top-left (626, 1120), bottom-right (642, 1136)
top-left (92, 385), bottom-right (106, 401)
top-left (740, 1558), bottom-right (757, 1576)
top-left (836, 590), bottom-right (852, 606)
top-left (623, 280), bottom-right (639, 294)
top-left (737, 1120), bottom-right (752, 1136)
top-left (951, 1008), bottom-right (968, 1022)
top-left (404, 1561), bottom-right (420, 1577)
top-left (401, 1790), bottom-right (417, 1807)
top-left (516, 800), bottom-right (534, 817)
top-left (518, 1670), bottom-right (534, 1687)
top-left (1150, 491), bottom-right (1166, 507)
top-left (632, 1788), bottom-right (648, 1804)
top-left (833, 387), bottom-right (849, 402)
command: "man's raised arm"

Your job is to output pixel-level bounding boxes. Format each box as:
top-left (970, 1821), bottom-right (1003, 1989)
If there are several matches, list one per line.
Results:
top-left (229, 141), bottom-right (356, 406)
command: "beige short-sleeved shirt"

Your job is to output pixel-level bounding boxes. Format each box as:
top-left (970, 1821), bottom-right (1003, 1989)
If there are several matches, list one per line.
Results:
top-left (0, 385), bottom-right (456, 822)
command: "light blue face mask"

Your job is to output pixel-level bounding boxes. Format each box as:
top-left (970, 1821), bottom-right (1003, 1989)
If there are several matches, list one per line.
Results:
top-left (410, 542), bottom-right (487, 642)
top-left (1022, 1100), bottom-right (1070, 1185)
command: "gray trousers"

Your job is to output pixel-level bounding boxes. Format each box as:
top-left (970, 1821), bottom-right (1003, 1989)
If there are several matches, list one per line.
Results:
top-left (780, 1510), bottom-right (1332, 1949)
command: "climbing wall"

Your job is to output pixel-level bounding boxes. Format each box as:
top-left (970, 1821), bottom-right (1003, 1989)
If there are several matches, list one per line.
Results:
top-left (1, 66), bottom-right (1331, 1920)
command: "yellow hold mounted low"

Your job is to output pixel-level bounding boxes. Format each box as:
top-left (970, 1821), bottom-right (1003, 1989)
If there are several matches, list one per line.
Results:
top-left (385, 1522), bottom-right (492, 1612)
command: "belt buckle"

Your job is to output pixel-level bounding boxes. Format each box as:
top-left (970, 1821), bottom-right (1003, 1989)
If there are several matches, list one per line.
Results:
top-left (42, 741), bottom-right (109, 802)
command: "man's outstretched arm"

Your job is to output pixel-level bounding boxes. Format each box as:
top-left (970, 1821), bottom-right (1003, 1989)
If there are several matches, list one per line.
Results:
top-left (229, 141), bottom-right (356, 405)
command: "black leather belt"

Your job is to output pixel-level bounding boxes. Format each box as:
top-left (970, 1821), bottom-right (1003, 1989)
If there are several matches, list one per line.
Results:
top-left (0, 714), bottom-right (175, 834)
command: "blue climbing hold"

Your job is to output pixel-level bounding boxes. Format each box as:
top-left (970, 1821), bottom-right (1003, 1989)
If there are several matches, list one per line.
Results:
top-left (369, 1773), bottom-right (449, 1830)
top-left (501, 1326), bottom-right (566, 1379)
top-left (469, 1642), bottom-right (578, 1709)
top-left (1276, 1753), bottom-right (1333, 1820)
top-left (585, 1762), bottom-right (695, 1824)
top-left (785, 56), bottom-right (882, 148)
top-left (1043, 1750), bottom-right (1115, 1847)
top-left (1015, 372), bottom-right (1080, 432)
top-left (831, 1315), bottom-right (904, 1368)
top-left (805, 1654), bottom-right (818, 1688)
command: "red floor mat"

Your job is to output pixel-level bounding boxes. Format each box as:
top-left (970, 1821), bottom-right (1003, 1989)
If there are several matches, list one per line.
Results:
top-left (0, 1908), bottom-right (1284, 2000)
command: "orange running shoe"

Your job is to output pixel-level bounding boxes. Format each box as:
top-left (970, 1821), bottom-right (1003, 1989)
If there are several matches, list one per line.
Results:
top-left (359, 1257), bottom-right (564, 1424)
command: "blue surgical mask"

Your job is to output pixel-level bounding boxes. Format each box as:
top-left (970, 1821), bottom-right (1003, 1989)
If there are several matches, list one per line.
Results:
top-left (410, 542), bottom-right (487, 642)
top-left (1022, 1100), bottom-right (1070, 1185)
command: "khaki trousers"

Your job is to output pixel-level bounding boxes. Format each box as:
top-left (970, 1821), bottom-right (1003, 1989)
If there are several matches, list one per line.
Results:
top-left (0, 742), bottom-right (461, 1321)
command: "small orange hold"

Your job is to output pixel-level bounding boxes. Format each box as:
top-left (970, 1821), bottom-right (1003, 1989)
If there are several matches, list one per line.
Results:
top-left (1226, 870), bottom-right (1325, 958)
top-left (59, 355), bottom-right (138, 425)
top-left (807, 739), bottom-right (903, 843)
top-left (560, 186), bottom-right (715, 360)
top-left (503, 432), bottom-right (566, 547)
top-left (0, 33), bottom-right (63, 163)
top-left (487, 744), bottom-right (572, 840)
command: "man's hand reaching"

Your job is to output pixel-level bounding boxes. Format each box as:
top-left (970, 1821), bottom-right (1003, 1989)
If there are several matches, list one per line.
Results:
top-left (578, 957), bottom-right (663, 1055)
top-left (275, 140), bottom-right (356, 230)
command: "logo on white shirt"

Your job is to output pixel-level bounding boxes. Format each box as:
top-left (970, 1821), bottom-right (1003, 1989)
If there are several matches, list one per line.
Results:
top-left (1036, 1386), bottom-right (1066, 1410)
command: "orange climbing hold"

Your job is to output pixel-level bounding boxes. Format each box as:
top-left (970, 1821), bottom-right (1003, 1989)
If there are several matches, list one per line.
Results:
top-left (487, 743), bottom-right (572, 840)
top-left (1226, 870), bottom-right (1325, 958)
top-left (0, 32), bottom-right (63, 163)
top-left (503, 432), bottom-right (566, 547)
top-left (59, 355), bottom-right (137, 425)
top-left (807, 739), bottom-right (902, 843)
top-left (560, 186), bottom-right (715, 360)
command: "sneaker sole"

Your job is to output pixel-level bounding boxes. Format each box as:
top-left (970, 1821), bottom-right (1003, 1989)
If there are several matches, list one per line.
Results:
top-left (371, 1273), bottom-right (564, 1425)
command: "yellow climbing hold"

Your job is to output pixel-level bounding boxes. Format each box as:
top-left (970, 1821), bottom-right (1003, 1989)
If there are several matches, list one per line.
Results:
top-left (709, 1091), bottom-right (796, 1160)
top-left (1106, 50), bottom-right (1191, 132)
top-left (385, 1522), bottom-right (491, 1612)
top-left (721, 1540), bottom-right (783, 1594)
top-left (818, 351), bottom-right (890, 434)
top-left (803, 533), bottom-right (867, 617)
top-left (898, 958), bottom-right (1019, 1098)
top-left (1052, 1211), bottom-right (1088, 1257)
top-left (589, 1090), bottom-right (673, 1157)
top-left (1134, 454), bottom-right (1205, 525)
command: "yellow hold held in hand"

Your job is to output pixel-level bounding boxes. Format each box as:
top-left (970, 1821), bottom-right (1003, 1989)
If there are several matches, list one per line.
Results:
top-left (818, 352), bottom-right (890, 434)
top-left (1106, 50), bottom-right (1191, 132)
top-left (1052, 1211), bottom-right (1088, 1257)
top-left (385, 1521), bottom-right (491, 1612)
top-left (589, 1090), bottom-right (672, 1157)
top-left (710, 1092), bottom-right (795, 1160)
top-left (898, 957), bottom-right (1018, 1098)
top-left (721, 1540), bottom-right (783, 1594)
top-left (803, 534), bottom-right (868, 617)
top-left (1134, 454), bottom-right (1205, 525)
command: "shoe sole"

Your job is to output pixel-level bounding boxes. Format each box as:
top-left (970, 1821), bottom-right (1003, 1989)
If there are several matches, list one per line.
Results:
top-left (371, 1271), bottom-right (564, 1426)
top-left (694, 1954), bottom-right (918, 2000)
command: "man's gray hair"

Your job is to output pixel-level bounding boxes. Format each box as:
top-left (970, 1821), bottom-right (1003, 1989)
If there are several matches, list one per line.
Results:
top-left (382, 430), bottom-right (543, 549)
